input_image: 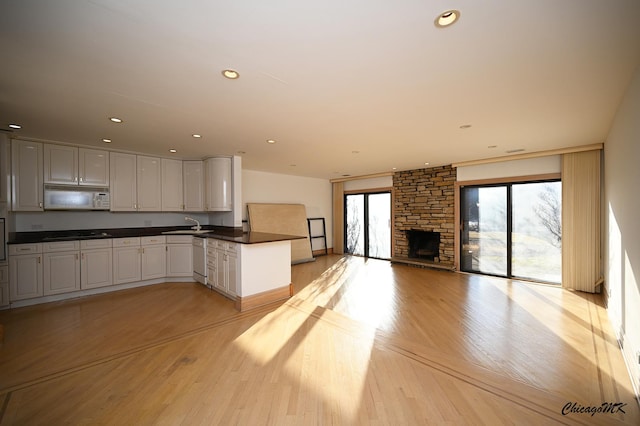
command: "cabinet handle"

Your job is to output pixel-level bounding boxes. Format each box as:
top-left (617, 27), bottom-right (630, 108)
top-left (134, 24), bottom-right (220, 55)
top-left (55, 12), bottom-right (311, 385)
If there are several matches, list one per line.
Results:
top-left (82, 253), bottom-right (85, 260)
top-left (38, 256), bottom-right (41, 264)
top-left (75, 254), bottom-right (79, 260)
top-left (19, 248), bottom-right (30, 251)
top-left (39, 202), bottom-right (43, 208)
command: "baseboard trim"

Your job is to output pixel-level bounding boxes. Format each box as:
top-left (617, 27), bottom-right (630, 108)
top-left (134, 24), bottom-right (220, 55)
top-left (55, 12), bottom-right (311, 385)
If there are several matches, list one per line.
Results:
top-left (312, 248), bottom-right (334, 257)
top-left (235, 284), bottom-right (293, 312)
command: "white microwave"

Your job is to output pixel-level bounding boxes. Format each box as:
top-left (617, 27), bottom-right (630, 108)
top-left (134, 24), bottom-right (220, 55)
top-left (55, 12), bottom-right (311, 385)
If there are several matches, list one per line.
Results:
top-left (44, 186), bottom-right (110, 210)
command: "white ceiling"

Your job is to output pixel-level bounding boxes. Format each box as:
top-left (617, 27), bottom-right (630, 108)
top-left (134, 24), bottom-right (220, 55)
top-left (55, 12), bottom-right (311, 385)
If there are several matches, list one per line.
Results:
top-left (1, 0), bottom-right (639, 179)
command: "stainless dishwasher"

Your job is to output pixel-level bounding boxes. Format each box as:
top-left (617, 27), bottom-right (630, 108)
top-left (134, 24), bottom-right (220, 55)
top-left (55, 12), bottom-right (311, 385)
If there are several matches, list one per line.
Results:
top-left (192, 237), bottom-right (207, 285)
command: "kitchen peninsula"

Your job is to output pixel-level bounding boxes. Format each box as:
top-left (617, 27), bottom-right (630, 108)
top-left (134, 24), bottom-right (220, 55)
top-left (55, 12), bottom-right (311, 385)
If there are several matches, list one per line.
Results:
top-left (6, 226), bottom-right (305, 312)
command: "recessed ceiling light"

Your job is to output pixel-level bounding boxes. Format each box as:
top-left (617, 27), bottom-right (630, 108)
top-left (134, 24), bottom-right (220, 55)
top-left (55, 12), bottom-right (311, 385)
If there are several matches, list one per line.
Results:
top-left (459, 124), bottom-right (472, 129)
top-left (192, 134), bottom-right (202, 138)
top-left (169, 149), bottom-right (177, 153)
top-left (266, 139), bottom-right (276, 144)
top-left (290, 164), bottom-right (297, 167)
top-left (237, 150), bottom-right (246, 155)
top-left (352, 150), bottom-right (360, 154)
top-left (109, 117), bottom-right (123, 123)
top-left (392, 167), bottom-right (397, 170)
top-left (8, 123), bottom-right (21, 129)
top-left (425, 162), bottom-right (430, 166)
top-left (222, 69), bottom-right (240, 79)
top-left (102, 138), bottom-right (112, 143)
top-left (435, 10), bottom-right (460, 28)
top-left (488, 145), bottom-right (497, 149)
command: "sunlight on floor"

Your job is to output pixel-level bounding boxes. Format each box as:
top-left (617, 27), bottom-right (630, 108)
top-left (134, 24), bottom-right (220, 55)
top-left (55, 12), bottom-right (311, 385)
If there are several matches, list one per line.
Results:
top-left (331, 259), bottom-right (398, 329)
top-left (232, 257), bottom-right (377, 421)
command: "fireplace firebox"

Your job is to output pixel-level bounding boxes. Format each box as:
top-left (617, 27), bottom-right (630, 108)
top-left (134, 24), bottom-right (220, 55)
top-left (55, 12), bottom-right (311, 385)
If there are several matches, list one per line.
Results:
top-left (407, 230), bottom-right (440, 261)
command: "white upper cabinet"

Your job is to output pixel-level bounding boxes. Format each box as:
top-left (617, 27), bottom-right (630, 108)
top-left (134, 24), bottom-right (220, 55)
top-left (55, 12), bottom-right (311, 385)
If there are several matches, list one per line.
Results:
top-left (44, 144), bottom-right (109, 186)
top-left (204, 157), bottom-right (232, 211)
top-left (183, 160), bottom-right (204, 212)
top-left (137, 156), bottom-right (162, 211)
top-left (11, 139), bottom-right (44, 211)
top-left (109, 152), bottom-right (137, 211)
top-left (161, 158), bottom-right (183, 211)
top-left (79, 148), bottom-right (109, 186)
top-left (110, 153), bottom-right (161, 212)
top-left (44, 144), bottom-right (78, 185)
top-left (0, 135), bottom-right (11, 203)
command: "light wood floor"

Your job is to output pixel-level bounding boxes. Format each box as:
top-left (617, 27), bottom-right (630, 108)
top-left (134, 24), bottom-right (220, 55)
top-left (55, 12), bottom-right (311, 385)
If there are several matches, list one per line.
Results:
top-left (0, 255), bottom-right (638, 424)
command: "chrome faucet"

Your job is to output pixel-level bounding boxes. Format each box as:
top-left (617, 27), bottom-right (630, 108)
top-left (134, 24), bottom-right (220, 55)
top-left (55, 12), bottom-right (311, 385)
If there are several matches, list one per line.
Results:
top-left (184, 216), bottom-right (201, 231)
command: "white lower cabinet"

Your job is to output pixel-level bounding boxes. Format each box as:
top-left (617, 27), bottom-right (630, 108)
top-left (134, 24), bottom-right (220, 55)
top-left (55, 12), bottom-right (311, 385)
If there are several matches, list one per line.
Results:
top-left (166, 235), bottom-right (193, 278)
top-left (141, 236), bottom-right (166, 280)
top-left (43, 241), bottom-right (81, 296)
top-left (80, 239), bottom-right (113, 289)
top-left (9, 244), bottom-right (43, 301)
top-left (0, 265), bottom-right (9, 307)
top-left (211, 239), bottom-right (238, 298)
top-left (113, 237), bottom-right (142, 285)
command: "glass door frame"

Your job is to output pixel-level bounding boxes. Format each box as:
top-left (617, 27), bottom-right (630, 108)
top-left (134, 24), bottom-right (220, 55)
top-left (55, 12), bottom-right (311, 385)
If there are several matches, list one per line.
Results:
top-left (343, 189), bottom-right (392, 260)
top-left (459, 177), bottom-right (561, 283)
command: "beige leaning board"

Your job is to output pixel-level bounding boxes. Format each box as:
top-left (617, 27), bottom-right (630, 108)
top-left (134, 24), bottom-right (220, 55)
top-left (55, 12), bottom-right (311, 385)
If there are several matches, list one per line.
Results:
top-left (247, 203), bottom-right (314, 264)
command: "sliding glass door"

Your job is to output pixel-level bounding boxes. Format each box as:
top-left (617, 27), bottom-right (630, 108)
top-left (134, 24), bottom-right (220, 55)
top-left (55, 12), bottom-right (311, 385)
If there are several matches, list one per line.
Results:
top-left (461, 181), bottom-right (561, 283)
top-left (345, 192), bottom-right (391, 259)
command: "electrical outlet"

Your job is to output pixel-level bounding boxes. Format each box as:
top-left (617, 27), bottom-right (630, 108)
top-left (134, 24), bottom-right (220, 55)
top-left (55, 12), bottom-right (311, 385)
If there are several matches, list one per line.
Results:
top-left (144, 220), bottom-right (152, 227)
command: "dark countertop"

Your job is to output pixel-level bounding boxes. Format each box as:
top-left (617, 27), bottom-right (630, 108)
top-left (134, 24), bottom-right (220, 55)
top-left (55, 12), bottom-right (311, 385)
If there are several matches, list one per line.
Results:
top-left (199, 231), bottom-right (306, 244)
top-left (8, 226), bottom-right (305, 245)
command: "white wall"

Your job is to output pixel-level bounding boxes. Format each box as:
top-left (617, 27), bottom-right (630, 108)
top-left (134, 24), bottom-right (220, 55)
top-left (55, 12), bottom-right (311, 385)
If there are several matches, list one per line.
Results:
top-left (604, 65), bottom-right (640, 397)
top-left (456, 156), bottom-right (561, 181)
top-left (242, 170), bottom-right (333, 248)
top-left (344, 176), bottom-right (392, 191)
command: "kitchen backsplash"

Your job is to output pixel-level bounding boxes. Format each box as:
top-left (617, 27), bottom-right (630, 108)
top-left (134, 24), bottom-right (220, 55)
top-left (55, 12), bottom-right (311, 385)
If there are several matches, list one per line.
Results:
top-left (13, 211), bottom-right (211, 232)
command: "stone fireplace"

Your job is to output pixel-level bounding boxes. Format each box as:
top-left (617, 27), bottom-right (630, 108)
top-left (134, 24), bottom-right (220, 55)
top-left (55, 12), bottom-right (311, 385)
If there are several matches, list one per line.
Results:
top-left (393, 165), bottom-right (456, 269)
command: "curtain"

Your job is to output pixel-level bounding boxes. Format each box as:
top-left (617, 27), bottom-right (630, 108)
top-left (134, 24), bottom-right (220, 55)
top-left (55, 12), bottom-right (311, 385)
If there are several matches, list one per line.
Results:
top-left (561, 150), bottom-right (602, 292)
top-left (332, 182), bottom-right (344, 254)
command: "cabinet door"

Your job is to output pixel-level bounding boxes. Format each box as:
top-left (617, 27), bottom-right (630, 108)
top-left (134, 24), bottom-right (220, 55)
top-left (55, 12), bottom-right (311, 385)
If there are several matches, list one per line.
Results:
top-left (79, 148), bottom-right (109, 186)
top-left (216, 248), bottom-right (226, 292)
top-left (0, 137), bottom-right (10, 203)
top-left (166, 244), bottom-right (193, 277)
top-left (81, 248), bottom-right (113, 289)
top-left (110, 152), bottom-right (137, 211)
top-left (161, 158), bottom-right (184, 211)
top-left (183, 160), bottom-right (204, 212)
top-left (43, 251), bottom-right (80, 295)
top-left (0, 265), bottom-right (8, 307)
top-left (226, 251), bottom-right (238, 297)
top-left (11, 140), bottom-right (44, 211)
top-left (113, 246), bottom-right (141, 284)
top-left (9, 254), bottom-right (43, 300)
top-left (204, 157), bottom-right (232, 211)
top-left (0, 283), bottom-right (8, 307)
top-left (141, 244), bottom-right (166, 280)
top-left (137, 156), bottom-right (162, 211)
top-left (44, 144), bottom-right (78, 185)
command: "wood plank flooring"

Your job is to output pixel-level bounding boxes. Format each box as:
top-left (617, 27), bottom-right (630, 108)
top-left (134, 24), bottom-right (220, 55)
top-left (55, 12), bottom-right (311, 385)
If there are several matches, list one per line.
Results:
top-left (0, 255), bottom-right (638, 424)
